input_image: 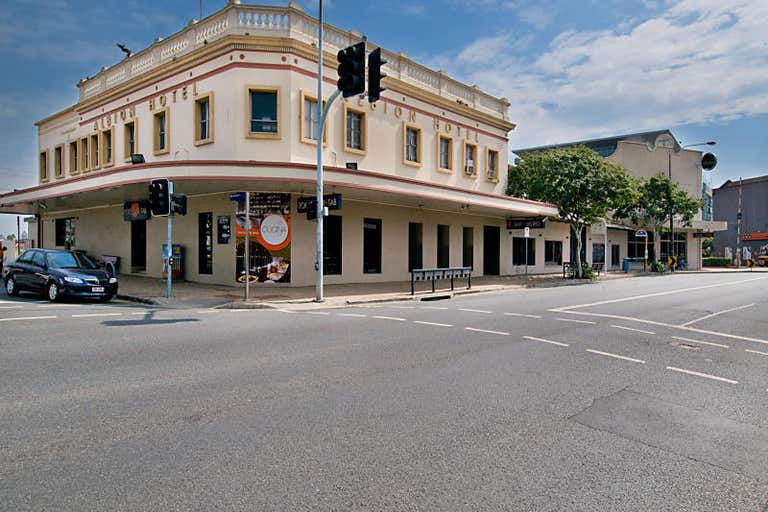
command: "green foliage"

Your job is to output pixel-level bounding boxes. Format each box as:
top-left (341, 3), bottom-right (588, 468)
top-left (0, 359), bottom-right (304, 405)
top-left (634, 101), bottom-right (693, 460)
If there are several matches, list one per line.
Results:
top-left (702, 237), bottom-right (713, 257)
top-left (580, 262), bottom-right (596, 280)
top-left (650, 260), bottom-right (668, 273)
top-left (703, 257), bottom-right (731, 267)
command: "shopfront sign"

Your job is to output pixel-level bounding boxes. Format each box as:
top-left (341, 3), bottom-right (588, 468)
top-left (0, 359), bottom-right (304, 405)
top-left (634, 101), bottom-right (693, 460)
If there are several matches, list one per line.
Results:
top-left (297, 194), bottom-right (343, 214)
top-left (507, 218), bottom-right (545, 230)
top-left (234, 193), bottom-right (291, 284)
top-left (217, 215), bottom-right (231, 244)
top-left (123, 201), bottom-right (150, 222)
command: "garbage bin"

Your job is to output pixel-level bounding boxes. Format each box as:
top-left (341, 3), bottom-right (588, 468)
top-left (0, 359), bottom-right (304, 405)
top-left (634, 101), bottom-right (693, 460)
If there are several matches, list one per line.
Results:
top-left (622, 257), bottom-right (632, 273)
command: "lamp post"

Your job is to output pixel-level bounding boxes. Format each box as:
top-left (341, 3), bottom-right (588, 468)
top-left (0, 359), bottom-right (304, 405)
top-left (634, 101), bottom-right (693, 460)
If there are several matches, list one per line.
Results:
top-left (667, 140), bottom-right (716, 269)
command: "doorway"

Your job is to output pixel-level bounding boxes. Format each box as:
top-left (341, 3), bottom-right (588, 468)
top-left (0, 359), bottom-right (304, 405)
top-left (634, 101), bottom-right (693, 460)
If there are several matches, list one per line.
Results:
top-left (131, 220), bottom-right (147, 272)
top-left (483, 225), bottom-right (500, 275)
top-left (611, 244), bottom-right (621, 269)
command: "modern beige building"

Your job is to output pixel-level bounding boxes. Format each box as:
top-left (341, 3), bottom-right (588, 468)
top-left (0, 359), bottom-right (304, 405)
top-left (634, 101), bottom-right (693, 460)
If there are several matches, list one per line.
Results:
top-left (0, 1), bottom-right (568, 288)
top-left (515, 130), bottom-right (727, 271)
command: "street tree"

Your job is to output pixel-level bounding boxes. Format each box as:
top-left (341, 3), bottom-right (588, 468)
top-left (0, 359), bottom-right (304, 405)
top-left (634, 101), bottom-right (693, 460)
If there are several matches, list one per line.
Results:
top-left (613, 173), bottom-right (702, 262)
top-left (508, 146), bottom-right (637, 277)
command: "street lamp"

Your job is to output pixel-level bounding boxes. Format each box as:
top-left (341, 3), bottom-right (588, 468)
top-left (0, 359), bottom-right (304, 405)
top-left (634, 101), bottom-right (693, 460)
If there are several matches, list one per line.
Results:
top-left (667, 140), bottom-right (717, 268)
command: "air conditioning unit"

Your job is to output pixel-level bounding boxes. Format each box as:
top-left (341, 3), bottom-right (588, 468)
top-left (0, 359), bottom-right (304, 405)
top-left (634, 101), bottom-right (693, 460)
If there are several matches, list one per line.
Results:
top-left (465, 161), bottom-right (475, 175)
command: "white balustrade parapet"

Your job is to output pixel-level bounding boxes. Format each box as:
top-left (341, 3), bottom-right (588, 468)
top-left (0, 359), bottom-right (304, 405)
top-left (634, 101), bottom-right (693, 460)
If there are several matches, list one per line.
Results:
top-left (77, 2), bottom-right (509, 121)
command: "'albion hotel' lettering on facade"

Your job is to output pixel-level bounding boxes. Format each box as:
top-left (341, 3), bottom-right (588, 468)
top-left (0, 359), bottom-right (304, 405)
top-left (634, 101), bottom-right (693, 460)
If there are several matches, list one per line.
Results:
top-left (0, 1), bottom-right (568, 288)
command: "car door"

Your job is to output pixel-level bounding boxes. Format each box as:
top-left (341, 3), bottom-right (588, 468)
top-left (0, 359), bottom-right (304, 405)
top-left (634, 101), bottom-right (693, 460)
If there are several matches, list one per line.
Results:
top-left (28, 251), bottom-right (49, 292)
top-left (10, 251), bottom-right (34, 289)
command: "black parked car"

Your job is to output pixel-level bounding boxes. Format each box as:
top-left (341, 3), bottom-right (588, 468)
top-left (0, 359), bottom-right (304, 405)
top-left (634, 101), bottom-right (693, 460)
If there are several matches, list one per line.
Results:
top-left (4, 249), bottom-right (118, 302)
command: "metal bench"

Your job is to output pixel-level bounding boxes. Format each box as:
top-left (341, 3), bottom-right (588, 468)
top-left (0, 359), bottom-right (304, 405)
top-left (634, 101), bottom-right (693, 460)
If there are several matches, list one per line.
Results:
top-left (410, 267), bottom-right (472, 295)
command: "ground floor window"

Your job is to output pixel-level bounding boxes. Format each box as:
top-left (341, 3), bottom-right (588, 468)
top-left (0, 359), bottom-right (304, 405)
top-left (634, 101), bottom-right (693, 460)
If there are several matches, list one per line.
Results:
top-left (324, 215), bottom-right (342, 275)
top-left (437, 224), bottom-right (450, 268)
top-left (592, 243), bottom-right (605, 264)
top-left (55, 218), bottom-right (75, 248)
top-left (363, 218), bottom-right (381, 274)
top-left (512, 237), bottom-right (535, 266)
top-left (408, 222), bottom-right (423, 271)
top-left (545, 240), bottom-right (562, 265)
top-left (627, 231), bottom-right (654, 260)
top-left (463, 227), bottom-right (474, 269)
top-left (198, 212), bottom-right (213, 275)
top-left (660, 232), bottom-right (687, 263)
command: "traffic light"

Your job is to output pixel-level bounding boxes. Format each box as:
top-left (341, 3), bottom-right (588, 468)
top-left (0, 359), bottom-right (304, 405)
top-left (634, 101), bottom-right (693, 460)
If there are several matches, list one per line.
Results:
top-left (171, 194), bottom-right (187, 216)
top-left (148, 178), bottom-right (171, 216)
top-left (367, 47), bottom-right (386, 103)
top-left (337, 42), bottom-right (366, 98)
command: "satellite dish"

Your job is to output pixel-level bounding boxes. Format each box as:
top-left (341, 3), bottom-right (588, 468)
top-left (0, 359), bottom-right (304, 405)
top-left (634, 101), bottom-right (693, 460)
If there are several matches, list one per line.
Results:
top-left (702, 152), bottom-right (717, 171)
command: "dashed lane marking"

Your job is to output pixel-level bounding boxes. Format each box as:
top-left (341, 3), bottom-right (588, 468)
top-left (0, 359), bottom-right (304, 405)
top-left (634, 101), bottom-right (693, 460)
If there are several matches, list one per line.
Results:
top-left (392, 306), bottom-right (416, 309)
top-left (0, 306), bottom-right (24, 309)
top-left (275, 309), bottom-right (296, 314)
top-left (666, 366), bottom-right (738, 385)
top-left (671, 336), bottom-right (729, 349)
top-left (413, 320), bottom-right (453, 327)
top-left (680, 303), bottom-right (756, 327)
top-left (306, 311), bottom-right (330, 315)
top-left (611, 325), bottom-right (656, 335)
top-left (0, 315), bottom-right (57, 322)
top-left (465, 327), bottom-right (509, 336)
top-left (523, 335), bottom-right (569, 347)
top-left (196, 310), bottom-right (221, 314)
top-left (421, 306), bottom-right (449, 310)
top-left (504, 312), bottom-right (543, 319)
top-left (458, 308), bottom-right (493, 314)
top-left (557, 318), bottom-right (596, 325)
top-left (338, 313), bottom-right (368, 318)
top-left (71, 313), bottom-right (123, 318)
top-left (372, 315), bottom-right (406, 321)
top-left (745, 349), bottom-right (768, 357)
top-left (587, 349), bottom-right (646, 364)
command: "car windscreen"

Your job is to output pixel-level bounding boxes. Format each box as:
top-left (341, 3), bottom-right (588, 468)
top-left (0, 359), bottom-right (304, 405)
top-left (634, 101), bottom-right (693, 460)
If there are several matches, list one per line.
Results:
top-left (46, 252), bottom-right (98, 270)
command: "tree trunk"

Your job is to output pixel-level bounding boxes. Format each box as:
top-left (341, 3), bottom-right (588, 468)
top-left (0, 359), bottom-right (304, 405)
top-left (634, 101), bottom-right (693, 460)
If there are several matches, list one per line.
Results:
top-left (573, 223), bottom-right (584, 278)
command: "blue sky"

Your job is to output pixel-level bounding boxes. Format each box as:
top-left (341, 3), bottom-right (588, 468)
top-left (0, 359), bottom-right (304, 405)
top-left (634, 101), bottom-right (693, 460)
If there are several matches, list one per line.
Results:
top-left (0, 0), bottom-right (766, 237)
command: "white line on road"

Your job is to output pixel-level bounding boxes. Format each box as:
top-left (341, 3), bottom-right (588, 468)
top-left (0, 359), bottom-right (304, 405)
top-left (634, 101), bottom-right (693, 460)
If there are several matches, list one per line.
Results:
top-left (372, 315), bottom-right (406, 321)
top-left (671, 336), bottom-right (730, 349)
top-left (196, 310), bottom-right (220, 314)
top-left (392, 305), bottom-right (416, 309)
top-left (458, 308), bottom-right (493, 314)
top-left (523, 335), bottom-right (569, 347)
top-left (131, 311), bottom-right (152, 315)
top-left (0, 315), bottom-right (57, 322)
top-left (745, 349), bottom-right (768, 357)
top-left (680, 303), bottom-right (756, 327)
top-left (666, 366), bottom-right (738, 385)
top-left (0, 306), bottom-right (24, 309)
top-left (587, 349), bottom-right (646, 364)
top-left (338, 313), bottom-right (367, 318)
top-left (275, 309), bottom-right (296, 314)
top-left (413, 320), bottom-right (453, 327)
top-left (504, 312), bottom-right (543, 319)
top-left (306, 311), bottom-right (330, 315)
top-left (557, 318), bottom-right (596, 325)
top-left (611, 325), bottom-right (656, 335)
top-left (71, 313), bottom-right (123, 318)
top-left (421, 306), bottom-right (449, 310)
top-left (465, 327), bottom-right (509, 336)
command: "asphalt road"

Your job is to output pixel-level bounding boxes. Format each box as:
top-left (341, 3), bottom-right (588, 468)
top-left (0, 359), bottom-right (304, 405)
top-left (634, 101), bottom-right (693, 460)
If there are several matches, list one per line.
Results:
top-left (1, 273), bottom-right (767, 511)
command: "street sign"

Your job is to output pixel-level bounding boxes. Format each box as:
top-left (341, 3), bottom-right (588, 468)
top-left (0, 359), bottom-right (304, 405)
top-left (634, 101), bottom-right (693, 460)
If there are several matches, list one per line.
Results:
top-left (298, 193), bottom-right (343, 217)
top-left (524, 227), bottom-right (531, 238)
top-left (229, 192), bottom-right (247, 203)
top-left (667, 255), bottom-right (678, 269)
top-left (693, 232), bottom-right (714, 238)
top-left (746, 258), bottom-right (755, 268)
top-left (635, 229), bottom-right (647, 238)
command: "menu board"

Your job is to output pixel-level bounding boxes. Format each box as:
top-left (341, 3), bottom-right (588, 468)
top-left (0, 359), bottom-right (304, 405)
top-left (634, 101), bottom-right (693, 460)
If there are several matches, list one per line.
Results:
top-left (234, 193), bottom-right (291, 284)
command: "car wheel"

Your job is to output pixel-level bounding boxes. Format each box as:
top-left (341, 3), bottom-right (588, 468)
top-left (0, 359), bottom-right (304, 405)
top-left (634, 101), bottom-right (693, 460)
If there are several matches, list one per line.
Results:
top-left (99, 295), bottom-right (113, 303)
top-left (47, 282), bottom-right (60, 302)
top-left (5, 276), bottom-right (18, 296)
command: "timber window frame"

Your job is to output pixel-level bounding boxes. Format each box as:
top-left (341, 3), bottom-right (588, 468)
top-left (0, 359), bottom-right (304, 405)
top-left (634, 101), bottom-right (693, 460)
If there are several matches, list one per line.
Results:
top-left (402, 123), bottom-right (422, 167)
top-left (89, 133), bottom-right (100, 171)
top-left (68, 141), bottom-right (79, 176)
top-left (123, 120), bottom-right (137, 162)
top-left (246, 86), bottom-right (281, 139)
top-left (53, 144), bottom-right (64, 179)
top-left (299, 90), bottom-right (328, 146)
top-left (39, 150), bottom-right (49, 183)
top-left (463, 140), bottom-right (478, 178)
top-left (342, 103), bottom-right (367, 155)
top-left (153, 108), bottom-right (170, 155)
top-left (436, 134), bottom-right (454, 173)
top-left (194, 92), bottom-right (214, 146)
top-left (100, 127), bottom-right (115, 168)
top-left (485, 148), bottom-right (499, 183)
top-left (79, 137), bottom-right (89, 172)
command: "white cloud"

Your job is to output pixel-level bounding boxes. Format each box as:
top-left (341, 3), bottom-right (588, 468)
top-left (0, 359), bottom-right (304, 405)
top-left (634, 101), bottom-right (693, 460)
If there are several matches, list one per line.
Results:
top-left (403, 4), bottom-right (426, 16)
top-left (438, 0), bottom-right (768, 148)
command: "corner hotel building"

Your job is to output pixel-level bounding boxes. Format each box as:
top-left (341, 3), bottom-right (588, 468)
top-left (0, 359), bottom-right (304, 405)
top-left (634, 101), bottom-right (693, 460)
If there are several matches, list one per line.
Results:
top-left (0, 1), bottom-right (569, 287)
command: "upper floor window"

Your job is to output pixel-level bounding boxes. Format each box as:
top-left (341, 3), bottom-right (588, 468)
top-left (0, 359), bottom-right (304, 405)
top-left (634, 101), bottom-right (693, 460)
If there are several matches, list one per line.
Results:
top-left (343, 104), bottom-right (366, 154)
top-left (486, 148), bottom-right (499, 182)
top-left (89, 133), bottom-right (99, 170)
top-left (195, 93), bottom-right (214, 145)
top-left (69, 141), bottom-right (79, 175)
top-left (54, 145), bottom-right (64, 179)
top-left (79, 137), bottom-right (89, 172)
top-left (154, 109), bottom-right (170, 155)
top-left (124, 121), bottom-right (136, 162)
top-left (247, 87), bottom-right (280, 138)
top-left (39, 150), bottom-right (49, 182)
top-left (464, 141), bottom-right (478, 177)
top-left (438, 135), bottom-right (453, 172)
top-left (101, 128), bottom-right (114, 167)
top-left (300, 92), bottom-right (327, 145)
top-left (403, 124), bottom-right (422, 167)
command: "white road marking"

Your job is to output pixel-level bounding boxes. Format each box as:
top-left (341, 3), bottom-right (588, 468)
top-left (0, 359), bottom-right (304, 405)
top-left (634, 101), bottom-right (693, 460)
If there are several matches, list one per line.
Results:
top-left (36, 304), bottom-right (82, 308)
top-left (458, 308), bottom-right (493, 314)
top-left (413, 320), bottom-right (453, 327)
top-left (465, 327), bottom-right (509, 336)
top-left (611, 325), bottom-right (656, 335)
top-left (680, 303), bottom-right (756, 327)
top-left (666, 366), bottom-right (738, 385)
top-left (196, 310), bottom-right (220, 314)
top-left (671, 336), bottom-right (730, 349)
top-left (131, 311), bottom-right (151, 315)
top-left (0, 315), bottom-right (57, 322)
top-left (523, 335), bottom-right (569, 347)
top-left (71, 313), bottom-right (122, 318)
top-left (745, 349), bottom-right (768, 357)
top-left (275, 309), bottom-right (296, 314)
top-left (587, 349), bottom-right (646, 364)
top-left (504, 312), bottom-right (543, 319)
top-left (557, 318), bottom-right (596, 325)
top-left (372, 315), bottom-right (406, 321)
top-left (392, 305), bottom-right (416, 309)
top-left (421, 306), bottom-right (449, 310)
top-left (679, 326), bottom-right (768, 347)
top-left (338, 313), bottom-right (367, 318)
top-left (306, 311), bottom-right (330, 315)
top-left (551, 276), bottom-right (768, 312)
top-left (0, 306), bottom-right (24, 309)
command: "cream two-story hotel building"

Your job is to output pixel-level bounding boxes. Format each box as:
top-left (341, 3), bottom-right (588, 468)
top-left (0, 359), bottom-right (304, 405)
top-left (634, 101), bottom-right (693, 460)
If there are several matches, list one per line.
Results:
top-left (0, 1), bottom-right (569, 287)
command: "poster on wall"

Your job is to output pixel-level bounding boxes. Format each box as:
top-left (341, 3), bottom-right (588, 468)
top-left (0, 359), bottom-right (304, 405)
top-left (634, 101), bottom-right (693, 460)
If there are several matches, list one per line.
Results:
top-left (234, 193), bottom-right (291, 284)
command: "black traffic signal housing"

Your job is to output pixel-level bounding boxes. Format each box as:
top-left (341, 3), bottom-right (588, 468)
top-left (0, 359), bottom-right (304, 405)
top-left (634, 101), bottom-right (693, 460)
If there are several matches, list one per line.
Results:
top-left (171, 194), bottom-right (187, 216)
top-left (337, 42), bottom-right (366, 98)
top-left (148, 178), bottom-right (171, 216)
top-left (367, 47), bottom-right (386, 103)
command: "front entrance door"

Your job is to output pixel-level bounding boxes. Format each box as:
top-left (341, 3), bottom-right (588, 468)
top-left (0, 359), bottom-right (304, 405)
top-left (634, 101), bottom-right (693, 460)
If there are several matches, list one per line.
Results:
top-left (611, 244), bottom-right (621, 269)
top-left (131, 220), bottom-right (147, 272)
top-left (483, 226), bottom-right (500, 275)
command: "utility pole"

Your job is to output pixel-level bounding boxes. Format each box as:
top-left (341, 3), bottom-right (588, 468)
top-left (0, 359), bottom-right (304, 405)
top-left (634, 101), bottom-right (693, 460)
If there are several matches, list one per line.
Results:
top-left (736, 177), bottom-right (743, 266)
top-left (668, 149), bottom-right (674, 270)
top-left (166, 181), bottom-right (173, 300)
top-left (315, 0), bottom-right (324, 302)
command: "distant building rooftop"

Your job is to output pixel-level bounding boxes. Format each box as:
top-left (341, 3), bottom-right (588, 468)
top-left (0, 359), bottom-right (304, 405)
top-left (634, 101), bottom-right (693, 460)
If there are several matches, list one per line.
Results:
top-left (512, 129), bottom-right (680, 158)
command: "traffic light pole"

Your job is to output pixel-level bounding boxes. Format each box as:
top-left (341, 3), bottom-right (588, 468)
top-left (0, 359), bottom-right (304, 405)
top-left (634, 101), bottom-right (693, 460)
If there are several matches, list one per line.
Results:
top-left (166, 181), bottom-right (174, 300)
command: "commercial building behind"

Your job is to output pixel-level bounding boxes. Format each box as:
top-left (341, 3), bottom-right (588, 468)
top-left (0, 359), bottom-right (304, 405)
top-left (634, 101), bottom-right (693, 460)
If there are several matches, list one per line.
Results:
top-left (713, 175), bottom-right (768, 262)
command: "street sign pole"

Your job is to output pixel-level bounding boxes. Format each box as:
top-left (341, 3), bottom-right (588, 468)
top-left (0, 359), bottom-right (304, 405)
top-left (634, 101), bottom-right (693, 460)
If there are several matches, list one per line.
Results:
top-left (245, 192), bottom-right (250, 301)
top-left (644, 235), bottom-right (648, 272)
top-left (166, 181), bottom-right (173, 300)
top-left (524, 226), bottom-right (530, 276)
top-left (315, 0), bottom-right (324, 303)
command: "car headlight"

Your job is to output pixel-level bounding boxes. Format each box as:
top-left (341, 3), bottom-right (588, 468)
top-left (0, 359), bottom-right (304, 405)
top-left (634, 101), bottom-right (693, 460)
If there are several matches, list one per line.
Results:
top-left (109, 277), bottom-right (118, 284)
top-left (64, 276), bottom-right (84, 284)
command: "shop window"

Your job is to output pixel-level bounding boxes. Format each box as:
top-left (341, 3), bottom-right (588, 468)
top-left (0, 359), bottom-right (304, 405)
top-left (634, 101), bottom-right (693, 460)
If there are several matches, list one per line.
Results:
top-left (545, 240), bottom-right (563, 265)
top-left (403, 124), bottom-right (422, 166)
top-left (463, 141), bottom-right (478, 177)
top-left (101, 128), bottom-right (114, 167)
top-left (408, 222), bottom-right (423, 271)
top-left (39, 150), bottom-right (49, 182)
top-left (195, 93), bottom-right (214, 145)
top-left (54, 145), bottom-right (64, 179)
top-left (198, 212), bottom-right (213, 275)
top-left (324, 215), bottom-right (342, 275)
top-left (627, 231), bottom-right (654, 260)
top-left (69, 141), bottom-right (79, 175)
top-left (437, 224), bottom-right (450, 268)
top-left (592, 243), bottom-right (605, 264)
top-left (247, 87), bottom-right (280, 138)
top-left (154, 109), bottom-right (169, 155)
top-left (300, 92), bottom-right (327, 145)
top-left (363, 218), bottom-right (381, 274)
top-left (486, 148), bottom-right (499, 182)
top-left (124, 121), bottom-right (137, 161)
top-left (89, 133), bottom-right (99, 170)
top-left (512, 236), bottom-right (535, 266)
top-left (79, 137), bottom-right (89, 171)
top-left (463, 226), bottom-right (474, 268)
top-left (55, 218), bottom-right (75, 248)
top-left (343, 104), bottom-right (366, 154)
top-left (437, 135), bottom-right (453, 172)
top-left (661, 232), bottom-right (687, 262)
